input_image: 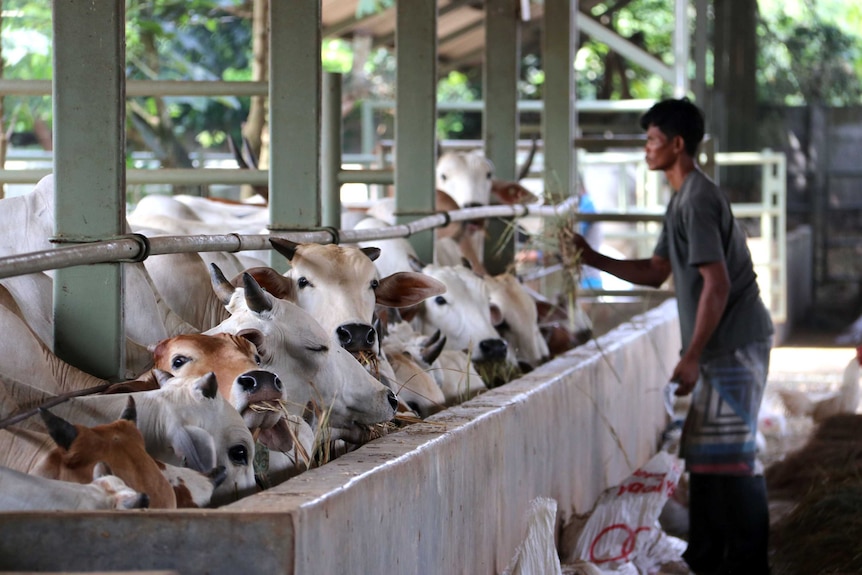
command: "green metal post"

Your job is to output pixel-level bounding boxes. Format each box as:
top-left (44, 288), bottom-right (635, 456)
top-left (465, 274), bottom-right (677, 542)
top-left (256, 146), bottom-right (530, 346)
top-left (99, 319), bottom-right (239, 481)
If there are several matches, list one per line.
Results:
top-left (543, 0), bottom-right (578, 203)
top-left (483, 0), bottom-right (521, 274)
top-left (52, 0), bottom-right (126, 380)
top-left (322, 72), bottom-right (342, 229)
top-left (269, 0), bottom-right (321, 270)
top-left (395, 0), bottom-right (437, 264)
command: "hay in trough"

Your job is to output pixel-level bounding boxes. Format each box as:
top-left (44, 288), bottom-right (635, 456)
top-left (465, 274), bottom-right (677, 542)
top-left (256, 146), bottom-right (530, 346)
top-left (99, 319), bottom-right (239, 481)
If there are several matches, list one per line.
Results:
top-left (764, 414), bottom-right (862, 499)
top-left (475, 359), bottom-right (523, 389)
top-left (771, 483), bottom-right (862, 575)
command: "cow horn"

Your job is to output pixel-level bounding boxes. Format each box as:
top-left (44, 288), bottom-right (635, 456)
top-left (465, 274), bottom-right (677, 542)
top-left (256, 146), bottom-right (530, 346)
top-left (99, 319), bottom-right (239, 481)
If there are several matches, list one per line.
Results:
top-left (269, 238), bottom-right (299, 261)
top-left (517, 135), bottom-right (538, 181)
top-left (119, 396), bottom-right (137, 424)
top-left (361, 247), bottom-right (381, 262)
top-left (209, 263), bottom-right (236, 306)
top-left (39, 407), bottom-right (78, 451)
top-left (421, 330), bottom-right (447, 366)
top-left (243, 272), bottom-right (273, 314)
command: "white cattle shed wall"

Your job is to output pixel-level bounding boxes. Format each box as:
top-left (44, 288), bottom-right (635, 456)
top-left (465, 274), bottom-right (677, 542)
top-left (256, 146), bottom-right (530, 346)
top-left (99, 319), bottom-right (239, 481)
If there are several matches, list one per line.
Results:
top-left (0, 300), bottom-right (679, 574)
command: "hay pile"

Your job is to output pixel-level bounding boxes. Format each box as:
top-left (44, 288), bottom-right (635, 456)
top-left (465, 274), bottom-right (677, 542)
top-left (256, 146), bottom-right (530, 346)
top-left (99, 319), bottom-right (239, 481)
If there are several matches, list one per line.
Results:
top-left (765, 414), bottom-right (862, 574)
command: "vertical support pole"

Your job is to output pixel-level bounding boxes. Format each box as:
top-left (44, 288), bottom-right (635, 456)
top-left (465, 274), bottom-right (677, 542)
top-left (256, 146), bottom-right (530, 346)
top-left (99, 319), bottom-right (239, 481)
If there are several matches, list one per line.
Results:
top-left (673, 0), bottom-right (690, 98)
top-left (395, 0), bottom-right (437, 264)
top-left (542, 0), bottom-right (578, 202)
top-left (269, 0), bottom-right (321, 269)
top-left (52, 0), bottom-right (125, 380)
top-left (694, 0), bottom-right (708, 106)
top-left (321, 72), bottom-right (342, 229)
top-left (483, 0), bottom-right (521, 274)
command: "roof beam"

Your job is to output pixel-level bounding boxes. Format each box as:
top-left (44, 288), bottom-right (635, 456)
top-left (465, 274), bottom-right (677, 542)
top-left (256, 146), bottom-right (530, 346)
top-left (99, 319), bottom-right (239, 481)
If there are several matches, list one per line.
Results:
top-left (374, 0), bottom-right (476, 48)
top-left (578, 14), bottom-right (675, 84)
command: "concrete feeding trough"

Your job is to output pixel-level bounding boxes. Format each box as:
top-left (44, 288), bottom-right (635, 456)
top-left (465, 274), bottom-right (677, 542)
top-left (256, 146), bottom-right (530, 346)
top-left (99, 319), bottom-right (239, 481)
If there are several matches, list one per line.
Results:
top-left (0, 300), bottom-right (680, 575)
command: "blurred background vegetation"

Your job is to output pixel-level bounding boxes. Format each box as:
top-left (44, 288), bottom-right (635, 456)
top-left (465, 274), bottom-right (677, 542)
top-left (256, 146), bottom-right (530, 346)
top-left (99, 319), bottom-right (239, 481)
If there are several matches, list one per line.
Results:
top-left (1, 0), bottom-right (860, 166)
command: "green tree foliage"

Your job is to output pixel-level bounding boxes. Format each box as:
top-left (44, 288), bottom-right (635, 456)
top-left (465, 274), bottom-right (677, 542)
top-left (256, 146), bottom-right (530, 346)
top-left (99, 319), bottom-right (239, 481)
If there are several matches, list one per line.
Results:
top-left (757, 7), bottom-right (862, 105)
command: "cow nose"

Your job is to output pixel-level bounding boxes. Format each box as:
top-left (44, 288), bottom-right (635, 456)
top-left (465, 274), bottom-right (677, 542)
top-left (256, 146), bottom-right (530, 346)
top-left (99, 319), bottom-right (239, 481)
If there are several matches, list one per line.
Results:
top-left (479, 338), bottom-right (508, 360)
top-left (336, 322), bottom-right (377, 353)
top-left (237, 370), bottom-right (283, 393)
top-left (386, 389), bottom-right (399, 411)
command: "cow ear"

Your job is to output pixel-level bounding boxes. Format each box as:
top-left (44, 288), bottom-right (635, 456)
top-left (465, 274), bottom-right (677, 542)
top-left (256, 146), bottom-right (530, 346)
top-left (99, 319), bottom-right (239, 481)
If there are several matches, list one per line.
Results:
top-left (269, 238), bottom-right (300, 261)
top-left (361, 246), bottom-right (381, 262)
top-left (375, 272), bottom-right (446, 308)
top-left (39, 407), bottom-right (78, 451)
top-left (153, 369), bottom-right (174, 388)
top-left (170, 425), bottom-right (217, 473)
top-left (119, 396), bottom-right (137, 424)
top-left (490, 303), bottom-right (504, 327)
top-left (93, 461), bottom-right (112, 479)
top-left (237, 267), bottom-right (295, 301)
top-left (195, 373), bottom-right (219, 400)
top-left (236, 329), bottom-right (267, 356)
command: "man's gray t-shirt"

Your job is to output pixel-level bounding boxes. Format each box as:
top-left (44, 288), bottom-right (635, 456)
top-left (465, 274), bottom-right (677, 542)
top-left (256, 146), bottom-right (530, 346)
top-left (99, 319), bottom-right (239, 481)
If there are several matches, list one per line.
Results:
top-left (653, 169), bottom-right (773, 359)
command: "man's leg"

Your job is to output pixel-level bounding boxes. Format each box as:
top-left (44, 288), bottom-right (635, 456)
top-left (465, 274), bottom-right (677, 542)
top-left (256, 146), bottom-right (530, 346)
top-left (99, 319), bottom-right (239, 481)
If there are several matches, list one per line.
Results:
top-left (682, 473), bottom-right (727, 574)
top-left (721, 474), bottom-right (770, 574)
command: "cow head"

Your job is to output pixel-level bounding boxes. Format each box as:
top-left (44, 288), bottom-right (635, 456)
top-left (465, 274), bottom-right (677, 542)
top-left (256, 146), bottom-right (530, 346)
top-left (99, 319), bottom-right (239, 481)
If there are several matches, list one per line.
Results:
top-left (260, 240), bottom-right (445, 358)
top-left (151, 332), bottom-right (296, 454)
top-left (35, 397), bottom-right (176, 509)
top-left (401, 264), bottom-right (512, 367)
top-left (207, 264), bottom-right (398, 444)
top-left (484, 273), bottom-right (550, 372)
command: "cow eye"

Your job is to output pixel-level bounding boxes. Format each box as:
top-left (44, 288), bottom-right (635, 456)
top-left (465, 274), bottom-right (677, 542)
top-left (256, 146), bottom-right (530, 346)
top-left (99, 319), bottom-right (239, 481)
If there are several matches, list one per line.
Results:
top-left (370, 279), bottom-right (379, 290)
top-left (486, 171), bottom-right (492, 179)
top-left (171, 355), bottom-right (190, 370)
top-left (228, 444), bottom-right (249, 466)
top-left (297, 277), bottom-right (310, 289)
top-left (440, 174), bottom-right (447, 182)
top-left (434, 295), bottom-right (447, 305)
top-left (253, 354), bottom-right (262, 366)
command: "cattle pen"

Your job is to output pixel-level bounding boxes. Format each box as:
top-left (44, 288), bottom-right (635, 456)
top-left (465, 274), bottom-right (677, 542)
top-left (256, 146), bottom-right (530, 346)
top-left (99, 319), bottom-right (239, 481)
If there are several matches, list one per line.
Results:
top-left (0, 1), bottom-right (800, 574)
top-left (0, 299), bottom-right (678, 574)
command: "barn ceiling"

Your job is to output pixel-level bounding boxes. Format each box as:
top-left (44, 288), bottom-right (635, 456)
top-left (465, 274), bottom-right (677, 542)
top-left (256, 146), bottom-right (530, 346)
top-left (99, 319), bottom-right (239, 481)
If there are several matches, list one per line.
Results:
top-left (321, 0), bottom-right (610, 72)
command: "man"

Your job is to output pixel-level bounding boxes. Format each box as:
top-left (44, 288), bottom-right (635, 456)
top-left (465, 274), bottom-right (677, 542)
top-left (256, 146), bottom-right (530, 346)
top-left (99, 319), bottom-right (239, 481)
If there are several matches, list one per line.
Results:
top-left (571, 98), bottom-right (773, 575)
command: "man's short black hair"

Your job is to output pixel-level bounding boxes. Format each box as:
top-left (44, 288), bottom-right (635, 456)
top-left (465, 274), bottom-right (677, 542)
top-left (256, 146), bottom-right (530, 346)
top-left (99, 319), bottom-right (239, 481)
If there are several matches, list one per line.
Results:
top-left (639, 98), bottom-right (705, 157)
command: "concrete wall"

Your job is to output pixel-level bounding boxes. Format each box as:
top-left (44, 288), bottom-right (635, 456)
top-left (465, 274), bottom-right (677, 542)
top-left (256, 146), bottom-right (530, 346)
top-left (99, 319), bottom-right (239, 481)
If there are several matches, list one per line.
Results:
top-left (0, 300), bottom-right (680, 575)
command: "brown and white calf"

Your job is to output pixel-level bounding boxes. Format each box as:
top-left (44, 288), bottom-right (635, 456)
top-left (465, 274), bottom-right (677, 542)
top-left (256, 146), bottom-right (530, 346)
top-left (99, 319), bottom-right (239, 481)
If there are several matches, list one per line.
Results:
top-left (0, 461), bottom-right (149, 511)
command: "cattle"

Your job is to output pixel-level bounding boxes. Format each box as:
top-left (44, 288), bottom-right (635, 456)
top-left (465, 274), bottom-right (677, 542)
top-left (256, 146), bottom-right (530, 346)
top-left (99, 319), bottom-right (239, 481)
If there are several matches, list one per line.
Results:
top-left (380, 321), bottom-right (447, 418)
top-left (33, 398), bottom-right (178, 509)
top-left (483, 272), bottom-right (551, 372)
top-left (150, 332), bottom-right (311, 468)
top-left (264, 239), bottom-right (445, 356)
top-left (400, 264), bottom-right (512, 368)
top-left (0, 175), bottom-right (199, 377)
top-left (0, 461), bottom-right (150, 511)
top-left (0, 371), bottom-right (257, 506)
top-left (206, 266), bottom-right (398, 445)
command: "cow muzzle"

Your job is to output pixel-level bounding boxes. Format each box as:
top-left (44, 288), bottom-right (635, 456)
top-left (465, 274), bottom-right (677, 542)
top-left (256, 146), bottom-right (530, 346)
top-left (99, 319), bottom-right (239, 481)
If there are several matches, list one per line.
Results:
top-left (478, 338), bottom-right (509, 361)
top-left (336, 322), bottom-right (377, 353)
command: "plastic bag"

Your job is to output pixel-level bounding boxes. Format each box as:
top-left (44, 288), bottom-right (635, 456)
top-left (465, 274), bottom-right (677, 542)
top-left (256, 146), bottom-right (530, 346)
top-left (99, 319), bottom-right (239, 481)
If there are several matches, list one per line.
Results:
top-left (570, 451), bottom-right (684, 573)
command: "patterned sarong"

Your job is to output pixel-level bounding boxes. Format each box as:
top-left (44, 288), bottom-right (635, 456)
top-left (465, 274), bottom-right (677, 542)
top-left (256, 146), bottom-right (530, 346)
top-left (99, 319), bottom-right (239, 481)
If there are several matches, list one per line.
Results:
top-left (680, 338), bottom-right (771, 476)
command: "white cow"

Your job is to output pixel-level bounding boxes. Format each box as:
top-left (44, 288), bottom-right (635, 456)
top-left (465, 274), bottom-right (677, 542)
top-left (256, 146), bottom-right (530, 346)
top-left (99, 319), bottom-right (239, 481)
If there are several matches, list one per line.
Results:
top-left (0, 462), bottom-right (150, 511)
top-left (206, 266), bottom-right (399, 445)
top-left (0, 175), bottom-right (199, 377)
top-left (402, 264), bottom-right (512, 366)
top-left (0, 372), bottom-right (258, 506)
top-left (483, 272), bottom-right (551, 371)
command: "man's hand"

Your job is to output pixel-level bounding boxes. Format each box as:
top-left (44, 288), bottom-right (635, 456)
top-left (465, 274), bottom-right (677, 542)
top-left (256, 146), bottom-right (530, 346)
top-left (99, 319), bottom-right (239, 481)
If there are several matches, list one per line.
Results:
top-left (670, 354), bottom-right (700, 396)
